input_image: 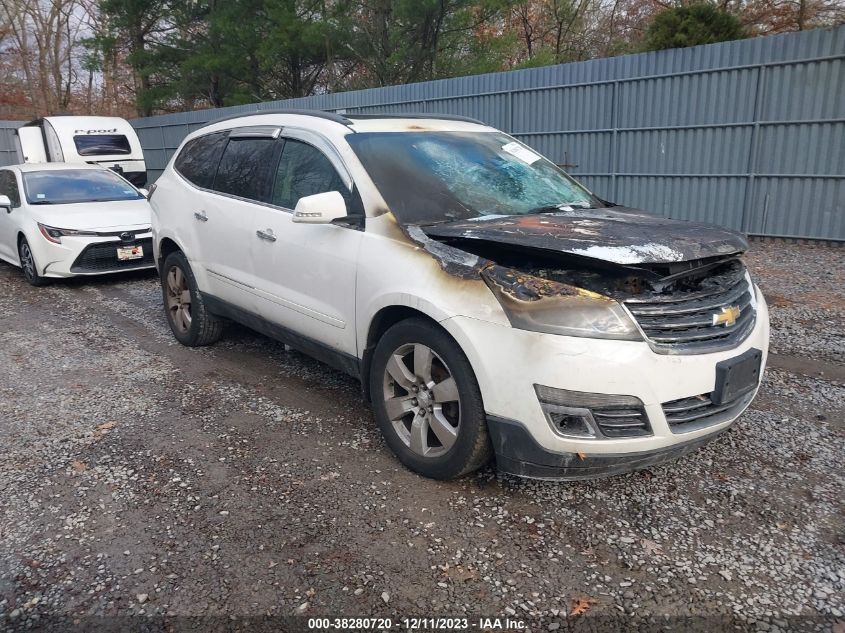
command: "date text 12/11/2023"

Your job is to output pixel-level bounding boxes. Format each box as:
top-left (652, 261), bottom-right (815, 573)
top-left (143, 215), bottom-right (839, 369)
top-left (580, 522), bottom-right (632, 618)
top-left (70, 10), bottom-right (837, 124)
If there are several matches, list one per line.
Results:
top-left (307, 617), bottom-right (527, 630)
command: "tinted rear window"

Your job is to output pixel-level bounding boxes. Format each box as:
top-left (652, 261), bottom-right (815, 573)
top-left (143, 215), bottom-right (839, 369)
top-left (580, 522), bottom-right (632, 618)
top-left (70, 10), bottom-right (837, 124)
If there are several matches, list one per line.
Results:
top-left (174, 131), bottom-right (228, 189)
top-left (73, 134), bottom-right (132, 156)
top-left (213, 137), bottom-right (279, 202)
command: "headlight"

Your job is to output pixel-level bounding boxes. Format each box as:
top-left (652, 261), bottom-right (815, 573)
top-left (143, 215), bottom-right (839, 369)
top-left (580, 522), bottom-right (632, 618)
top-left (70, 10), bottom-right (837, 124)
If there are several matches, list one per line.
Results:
top-left (481, 265), bottom-right (642, 341)
top-left (37, 223), bottom-right (98, 244)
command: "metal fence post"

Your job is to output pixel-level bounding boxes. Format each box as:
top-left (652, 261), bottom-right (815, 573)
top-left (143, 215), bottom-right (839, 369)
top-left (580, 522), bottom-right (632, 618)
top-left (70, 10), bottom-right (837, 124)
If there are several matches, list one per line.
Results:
top-left (508, 90), bottom-right (515, 133)
top-left (740, 65), bottom-right (767, 234)
top-left (610, 80), bottom-right (619, 201)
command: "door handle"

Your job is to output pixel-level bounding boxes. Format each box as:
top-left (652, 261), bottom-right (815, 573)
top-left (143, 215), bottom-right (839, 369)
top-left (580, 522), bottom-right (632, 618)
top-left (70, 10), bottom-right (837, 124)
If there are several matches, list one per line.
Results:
top-left (256, 229), bottom-right (276, 242)
top-left (194, 211), bottom-right (208, 222)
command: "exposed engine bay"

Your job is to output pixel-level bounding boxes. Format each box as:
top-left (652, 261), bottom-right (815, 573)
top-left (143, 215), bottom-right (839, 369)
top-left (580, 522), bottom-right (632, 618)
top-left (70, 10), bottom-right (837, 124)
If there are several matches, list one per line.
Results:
top-left (437, 236), bottom-right (747, 304)
top-left (401, 211), bottom-right (755, 354)
top-left (414, 206), bottom-right (750, 303)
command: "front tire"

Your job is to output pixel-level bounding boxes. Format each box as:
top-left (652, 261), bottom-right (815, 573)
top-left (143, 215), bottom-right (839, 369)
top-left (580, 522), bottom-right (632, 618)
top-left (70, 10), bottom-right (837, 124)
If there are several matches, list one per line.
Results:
top-left (369, 318), bottom-right (491, 479)
top-left (161, 250), bottom-right (223, 346)
top-left (18, 237), bottom-right (48, 286)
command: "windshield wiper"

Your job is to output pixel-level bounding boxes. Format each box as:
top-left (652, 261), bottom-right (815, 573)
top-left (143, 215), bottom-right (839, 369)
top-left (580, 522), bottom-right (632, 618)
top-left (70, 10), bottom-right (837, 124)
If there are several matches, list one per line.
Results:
top-left (29, 200), bottom-right (56, 205)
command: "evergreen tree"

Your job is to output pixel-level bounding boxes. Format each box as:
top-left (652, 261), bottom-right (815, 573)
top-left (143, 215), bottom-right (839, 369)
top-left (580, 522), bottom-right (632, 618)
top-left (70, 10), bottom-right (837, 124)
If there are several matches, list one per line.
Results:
top-left (643, 3), bottom-right (747, 51)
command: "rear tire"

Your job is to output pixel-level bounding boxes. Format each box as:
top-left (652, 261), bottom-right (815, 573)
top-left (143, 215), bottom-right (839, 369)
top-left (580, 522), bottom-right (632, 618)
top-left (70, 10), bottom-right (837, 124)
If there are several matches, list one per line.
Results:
top-left (18, 237), bottom-right (48, 286)
top-left (369, 318), bottom-right (491, 479)
top-left (161, 250), bottom-right (223, 346)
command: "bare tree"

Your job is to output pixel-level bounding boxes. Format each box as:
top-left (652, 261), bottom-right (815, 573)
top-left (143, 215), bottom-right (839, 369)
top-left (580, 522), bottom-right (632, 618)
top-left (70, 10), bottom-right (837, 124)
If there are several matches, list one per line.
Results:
top-left (738, 0), bottom-right (845, 33)
top-left (0, 0), bottom-right (87, 116)
top-left (504, 0), bottom-right (595, 64)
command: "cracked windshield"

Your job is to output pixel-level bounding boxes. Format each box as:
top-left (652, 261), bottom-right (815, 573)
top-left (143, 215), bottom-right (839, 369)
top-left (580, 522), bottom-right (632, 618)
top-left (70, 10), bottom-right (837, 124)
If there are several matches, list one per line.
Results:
top-left (348, 131), bottom-right (598, 224)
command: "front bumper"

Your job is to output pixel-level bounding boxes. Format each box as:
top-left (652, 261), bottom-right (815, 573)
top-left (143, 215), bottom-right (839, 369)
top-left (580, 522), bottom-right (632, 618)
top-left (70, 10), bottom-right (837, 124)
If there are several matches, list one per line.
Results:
top-left (31, 231), bottom-right (155, 277)
top-left (440, 289), bottom-right (770, 479)
top-left (487, 414), bottom-right (741, 480)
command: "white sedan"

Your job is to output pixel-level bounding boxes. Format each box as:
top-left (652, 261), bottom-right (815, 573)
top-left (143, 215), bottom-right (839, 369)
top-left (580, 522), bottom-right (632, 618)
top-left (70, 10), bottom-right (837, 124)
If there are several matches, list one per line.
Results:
top-left (0, 163), bottom-right (154, 285)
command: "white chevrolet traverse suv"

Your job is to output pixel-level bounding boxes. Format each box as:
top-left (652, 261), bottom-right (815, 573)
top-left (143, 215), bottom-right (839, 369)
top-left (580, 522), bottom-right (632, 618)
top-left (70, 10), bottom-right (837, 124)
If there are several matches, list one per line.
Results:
top-left (150, 110), bottom-right (769, 480)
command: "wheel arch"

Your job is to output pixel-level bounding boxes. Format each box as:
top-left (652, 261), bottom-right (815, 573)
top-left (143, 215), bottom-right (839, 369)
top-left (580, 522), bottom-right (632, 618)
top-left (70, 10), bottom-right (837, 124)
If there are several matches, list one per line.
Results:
top-left (363, 306), bottom-right (493, 478)
top-left (15, 229), bottom-right (48, 281)
top-left (158, 236), bottom-right (182, 268)
top-left (361, 305), bottom-right (442, 402)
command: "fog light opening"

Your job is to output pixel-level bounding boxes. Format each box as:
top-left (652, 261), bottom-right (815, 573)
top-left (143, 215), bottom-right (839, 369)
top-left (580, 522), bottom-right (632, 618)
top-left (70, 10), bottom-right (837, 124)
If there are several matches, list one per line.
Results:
top-left (543, 404), bottom-right (597, 438)
top-left (535, 384), bottom-right (652, 439)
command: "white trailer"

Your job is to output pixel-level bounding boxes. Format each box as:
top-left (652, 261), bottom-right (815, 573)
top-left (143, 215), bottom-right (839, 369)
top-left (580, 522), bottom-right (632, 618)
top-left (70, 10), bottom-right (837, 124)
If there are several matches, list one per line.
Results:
top-left (14, 116), bottom-right (147, 186)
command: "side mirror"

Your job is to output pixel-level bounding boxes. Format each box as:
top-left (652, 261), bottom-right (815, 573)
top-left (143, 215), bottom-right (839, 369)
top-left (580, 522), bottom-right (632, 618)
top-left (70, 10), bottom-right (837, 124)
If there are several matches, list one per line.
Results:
top-left (138, 188), bottom-right (150, 198)
top-left (292, 191), bottom-right (347, 225)
top-left (0, 195), bottom-right (11, 212)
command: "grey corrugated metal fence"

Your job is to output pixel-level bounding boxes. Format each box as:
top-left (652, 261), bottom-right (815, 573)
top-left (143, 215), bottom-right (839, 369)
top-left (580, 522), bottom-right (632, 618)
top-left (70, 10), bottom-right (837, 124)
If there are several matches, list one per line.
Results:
top-left (2, 26), bottom-right (843, 239)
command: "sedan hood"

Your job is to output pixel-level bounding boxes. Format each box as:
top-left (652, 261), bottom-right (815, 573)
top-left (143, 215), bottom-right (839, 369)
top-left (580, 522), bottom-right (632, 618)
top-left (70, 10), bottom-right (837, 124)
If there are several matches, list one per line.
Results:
top-left (31, 199), bottom-right (151, 231)
top-left (421, 207), bottom-right (748, 265)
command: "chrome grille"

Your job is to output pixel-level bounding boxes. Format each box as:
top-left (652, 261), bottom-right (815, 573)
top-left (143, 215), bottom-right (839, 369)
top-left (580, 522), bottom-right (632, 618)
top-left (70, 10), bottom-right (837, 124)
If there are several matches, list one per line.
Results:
top-left (662, 390), bottom-right (755, 433)
top-left (624, 263), bottom-right (755, 353)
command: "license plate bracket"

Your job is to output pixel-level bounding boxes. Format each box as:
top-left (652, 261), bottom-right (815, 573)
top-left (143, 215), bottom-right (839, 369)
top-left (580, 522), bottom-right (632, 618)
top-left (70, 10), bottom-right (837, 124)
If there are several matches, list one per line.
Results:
top-left (712, 348), bottom-right (762, 404)
top-left (117, 245), bottom-right (143, 261)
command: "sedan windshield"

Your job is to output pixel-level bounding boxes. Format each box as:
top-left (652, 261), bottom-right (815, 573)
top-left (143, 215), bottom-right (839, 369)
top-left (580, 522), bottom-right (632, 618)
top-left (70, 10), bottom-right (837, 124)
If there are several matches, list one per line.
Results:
top-left (22, 169), bottom-right (142, 205)
top-left (346, 131), bottom-right (599, 225)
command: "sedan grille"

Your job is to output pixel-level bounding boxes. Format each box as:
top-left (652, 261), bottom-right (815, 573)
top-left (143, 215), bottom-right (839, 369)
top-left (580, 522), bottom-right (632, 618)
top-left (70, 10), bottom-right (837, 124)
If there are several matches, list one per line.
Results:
top-left (624, 262), bottom-right (755, 353)
top-left (71, 238), bottom-right (154, 273)
top-left (662, 390), bottom-right (755, 433)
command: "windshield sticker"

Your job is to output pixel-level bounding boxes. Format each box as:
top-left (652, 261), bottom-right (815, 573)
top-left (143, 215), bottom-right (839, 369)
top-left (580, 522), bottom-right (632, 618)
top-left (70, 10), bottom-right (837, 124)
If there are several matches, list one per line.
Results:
top-left (36, 193), bottom-right (45, 198)
top-left (502, 141), bottom-right (541, 164)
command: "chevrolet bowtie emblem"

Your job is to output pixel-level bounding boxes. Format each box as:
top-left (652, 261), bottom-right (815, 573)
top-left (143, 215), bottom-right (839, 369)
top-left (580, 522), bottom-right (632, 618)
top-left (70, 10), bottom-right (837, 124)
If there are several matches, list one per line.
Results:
top-left (712, 305), bottom-right (741, 327)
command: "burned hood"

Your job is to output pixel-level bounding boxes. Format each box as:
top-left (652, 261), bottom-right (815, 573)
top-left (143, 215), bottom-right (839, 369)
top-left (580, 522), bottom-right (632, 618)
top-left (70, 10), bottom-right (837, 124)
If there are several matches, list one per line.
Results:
top-left (420, 207), bottom-right (748, 265)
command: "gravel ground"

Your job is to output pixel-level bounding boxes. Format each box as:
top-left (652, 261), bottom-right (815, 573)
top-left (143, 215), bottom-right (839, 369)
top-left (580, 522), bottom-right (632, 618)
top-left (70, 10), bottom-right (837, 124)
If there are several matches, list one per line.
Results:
top-left (745, 242), bottom-right (845, 365)
top-left (0, 241), bottom-right (842, 633)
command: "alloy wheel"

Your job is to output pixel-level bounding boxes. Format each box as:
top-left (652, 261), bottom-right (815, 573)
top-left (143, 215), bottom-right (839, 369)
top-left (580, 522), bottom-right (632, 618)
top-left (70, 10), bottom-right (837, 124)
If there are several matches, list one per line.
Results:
top-left (19, 242), bottom-right (36, 281)
top-left (381, 343), bottom-right (461, 458)
top-left (165, 265), bottom-right (192, 334)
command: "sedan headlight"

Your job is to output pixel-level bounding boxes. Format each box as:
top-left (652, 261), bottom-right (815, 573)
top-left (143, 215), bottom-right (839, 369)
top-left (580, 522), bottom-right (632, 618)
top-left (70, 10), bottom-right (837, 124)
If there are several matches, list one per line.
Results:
top-left (37, 223), bottom-right (98, 244)
top-left (481, 265), bottom-right (642, 341)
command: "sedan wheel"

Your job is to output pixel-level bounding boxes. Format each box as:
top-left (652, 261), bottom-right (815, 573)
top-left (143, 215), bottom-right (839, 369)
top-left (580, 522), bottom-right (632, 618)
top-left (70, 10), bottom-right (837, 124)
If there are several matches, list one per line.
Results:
top-left (382, 343), bottom-right (461, 458)
top-left (18, 238), bottom-right (47, 286)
